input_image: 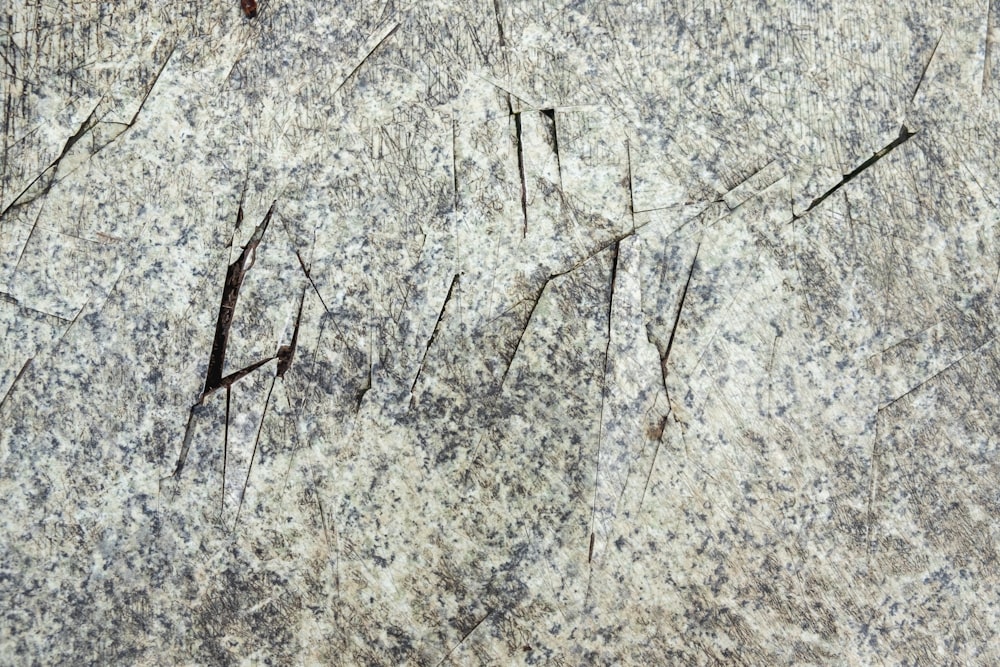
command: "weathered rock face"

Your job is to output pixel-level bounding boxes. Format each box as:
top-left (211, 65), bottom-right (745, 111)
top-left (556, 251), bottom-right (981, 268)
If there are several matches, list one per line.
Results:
top-left (2, 1), bottom-right (998, 664)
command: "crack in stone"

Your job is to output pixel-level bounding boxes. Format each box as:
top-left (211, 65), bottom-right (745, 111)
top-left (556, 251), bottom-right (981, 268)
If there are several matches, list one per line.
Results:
top-left (798, 125), bottom-right (916, 217)
top-left (410, 273), bottom-right (460, 406)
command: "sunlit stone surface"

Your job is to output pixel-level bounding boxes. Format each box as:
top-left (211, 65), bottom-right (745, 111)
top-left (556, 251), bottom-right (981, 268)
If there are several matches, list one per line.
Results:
top-left (1, 1), bottom-right (998, 663)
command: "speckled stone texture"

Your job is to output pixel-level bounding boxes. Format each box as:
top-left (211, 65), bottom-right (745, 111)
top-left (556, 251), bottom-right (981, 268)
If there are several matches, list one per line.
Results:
top-left (2, 0), bottom-right (999, 664)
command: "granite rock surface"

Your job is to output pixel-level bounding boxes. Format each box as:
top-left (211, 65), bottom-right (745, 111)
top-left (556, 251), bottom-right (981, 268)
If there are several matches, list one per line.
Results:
top-left (1, 0), bottom-right (999, 664)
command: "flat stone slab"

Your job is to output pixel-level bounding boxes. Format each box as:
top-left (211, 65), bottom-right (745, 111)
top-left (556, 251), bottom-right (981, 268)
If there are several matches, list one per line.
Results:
top-left (1, 1), bottom-right (998, 663)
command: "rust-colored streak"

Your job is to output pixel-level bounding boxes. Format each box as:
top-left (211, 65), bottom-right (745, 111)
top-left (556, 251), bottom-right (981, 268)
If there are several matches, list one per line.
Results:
top-left (241, 0), bottom-right (258, 19)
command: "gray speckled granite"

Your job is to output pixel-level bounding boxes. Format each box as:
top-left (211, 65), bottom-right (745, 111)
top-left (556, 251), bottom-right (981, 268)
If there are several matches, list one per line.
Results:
top-left (2, 0), bottom-right (999, 664)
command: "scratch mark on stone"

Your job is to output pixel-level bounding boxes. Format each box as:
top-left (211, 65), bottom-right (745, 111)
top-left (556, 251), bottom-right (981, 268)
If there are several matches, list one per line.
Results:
top-left (911, 34), bottom-right (942, 103)
top-left (511, 103), bottom-right (528, 237)
top-left (1, 79), bottom-right (10, 205)
top-left (276, 289), bottom-right (306, 378)
top-left (46, 104), bottom-right (96, 155)
top-left (217, 356), bottom-right (276, 389)
top-left (624, 136), bottom-right (634, 228)
top-left (865, 418), bottom-right (881, 565)
top-left (312, 486), bottom-right (341, 613)
top-left (0, 357), bottom-right (32, 412)
top-left (492, 0), bottom-right (506, 49)
top-left (1, 43), bottom-right (173, 220)
top-left (589, 241), bottom-right (619, 568)
top-left (451, 117), bottom-right (459, 211)
top-left (282, 198), bottom-right (328, 312)
top-left (126, 42), bottom-right (176, 129)
top-left (797, 125), bottom-right (916, 217)
top-left (866, 335), bottom-right (997, 562)
top-left (485, 229), bottom-right (504, 321)
top-left (234, 289), bottom-right (306, 528)
top-left (498, 277), bottom-right (548, 390)
top-left (470, 73), bottom-right (528, 106)
top-left (0, 104), bottom-right (98, 220)
top-left (9, 206), bottom-right (43, 276)
top-left (222, 386), bottom-right (232, 516)
top-left (355, 361), bottom-right (373, 412)
top-left (313, 488), bottom-right (331, 545)
top-left (498, 227), bottom-right (649, 391)
top-left (311, 485), bottom-right (342, 603)
top-left (356, 300), bottom-right (376, 411)
top-left (542, 108), bottom-right (561, 188)
top-left (233, 179), bottom-right (248, 236)
top-left (637, 417), bottom-right (666, 514)
top-left (879, 335), bottom-right (997, 411)
top-left (334, 22), bottom-right (400, 96)
top-left (234, 375), bottom-right (276, 529)
top-left (174, 404), bottom-right (205, 479)
top-left (204, 200), bottom-right (276, 395)
top-left (434, 610), bottom-right (493, 667)
top-left (410, 273), bottom-right (460, 405)
top-left (295, 249), bottom-right (329, 312)
top-left (170, 201), bottom-right (278, 479)
top-left (0, 292), bottom-right (72, 322)
top-left (867, 319), bottom-right (944, 361)
top-left (52, 302), bottom-right (86, 348)
top-left (332, 511), bottom-right (343, 604)
top-left (173, 357), bottom-right (276, 480)
top-left (640, 243), bottom-right (699, 512)
top-left (660, 242), bottom-right (700, 388)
